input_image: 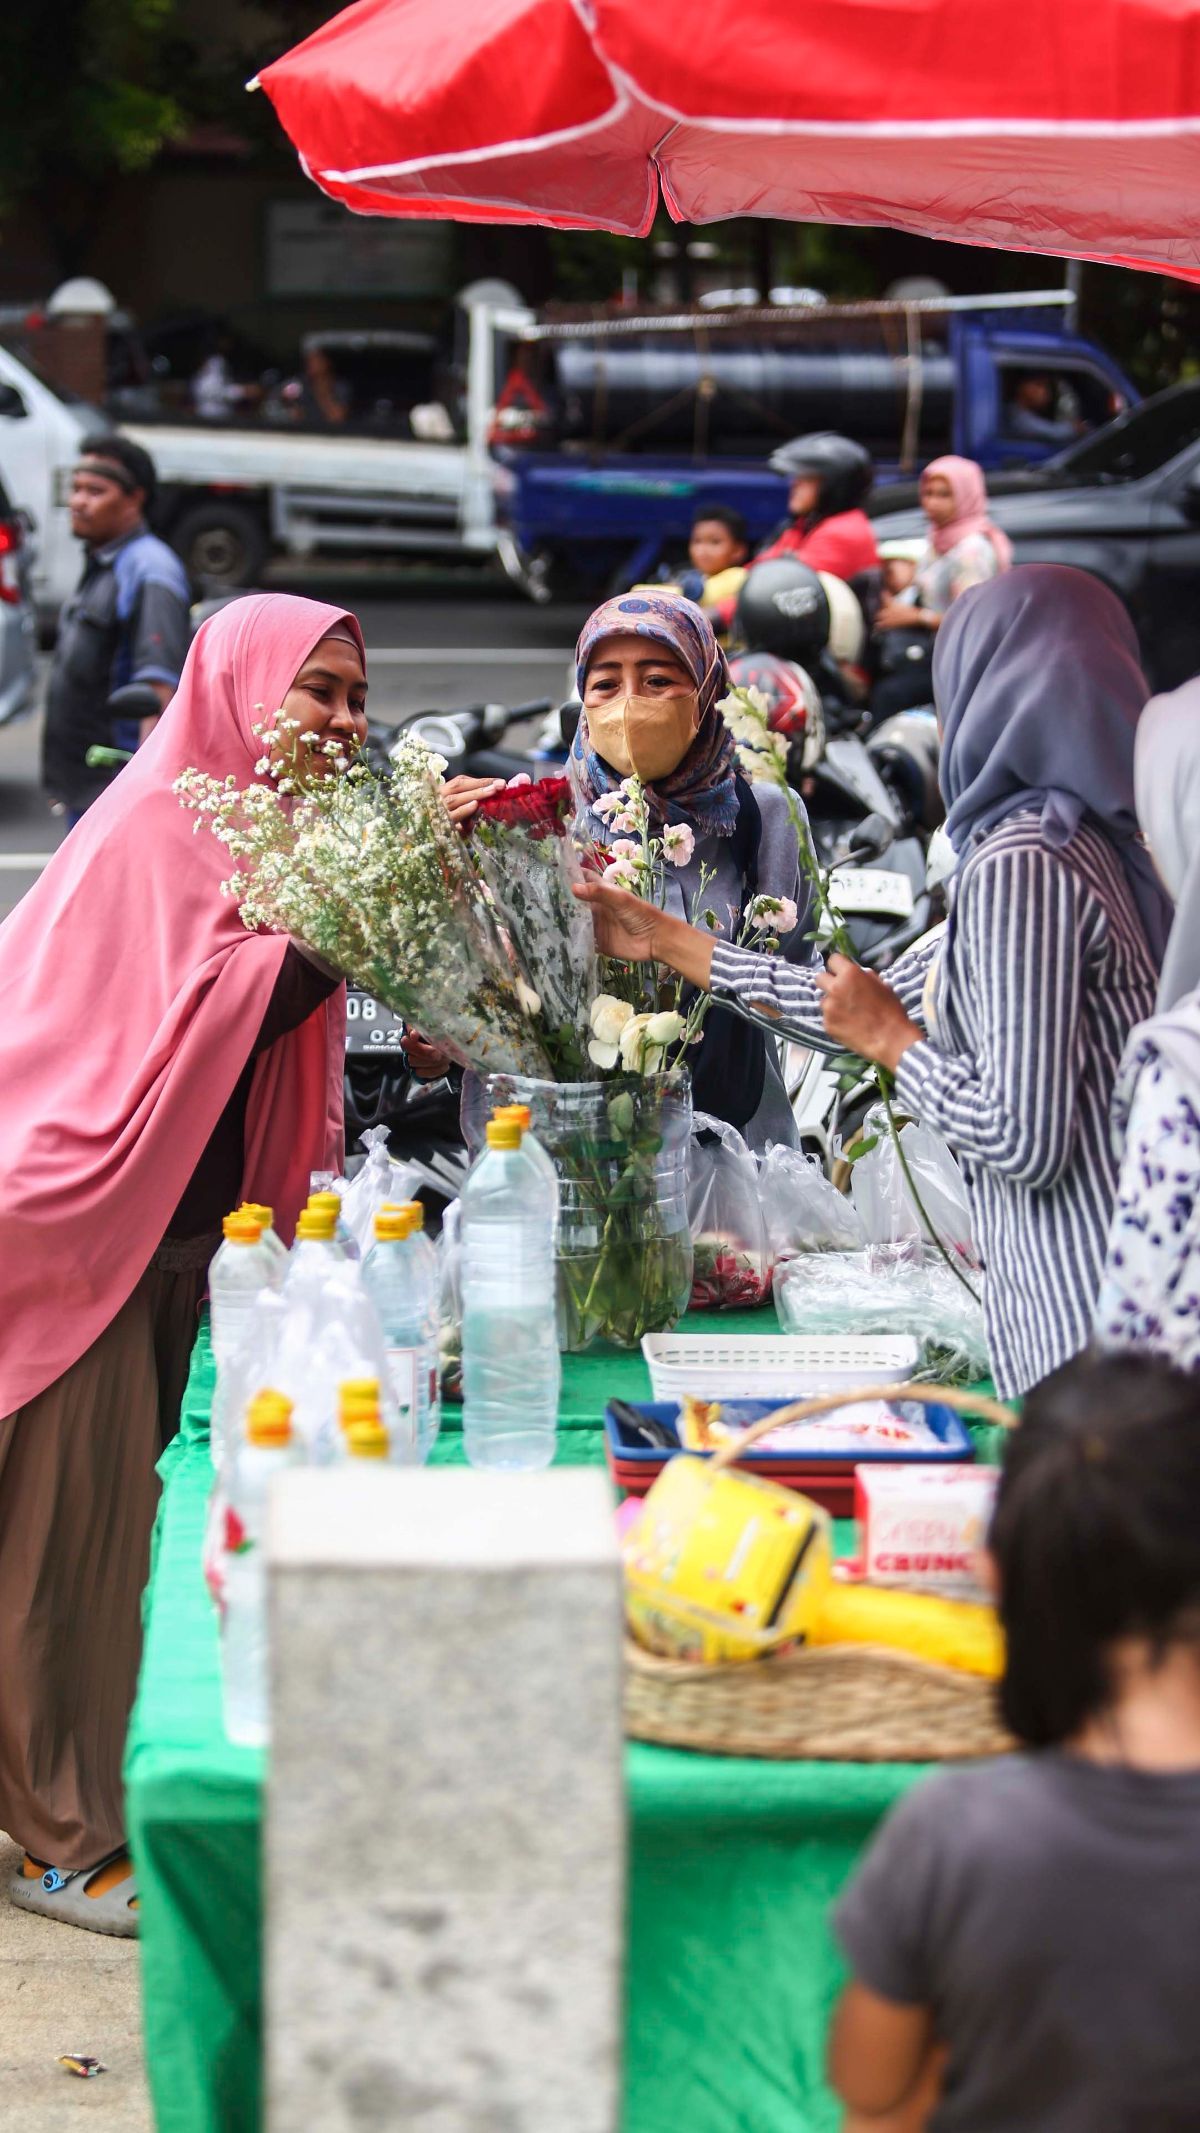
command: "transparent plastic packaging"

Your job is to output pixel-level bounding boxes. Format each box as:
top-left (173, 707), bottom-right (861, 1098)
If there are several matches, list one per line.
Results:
top-left (686, 1112), bottom-right (771, 1311)
top-left (759, 1141), bottom-right (865, 1258)
top-left (341, 1127), bottom-right (416, 1253)
top-left (772, 1248), bottom-right (989, 1384)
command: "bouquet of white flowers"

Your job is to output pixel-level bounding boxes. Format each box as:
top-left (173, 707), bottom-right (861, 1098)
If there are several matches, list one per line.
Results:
top-left (176, 738), bottom-right (576, 1079)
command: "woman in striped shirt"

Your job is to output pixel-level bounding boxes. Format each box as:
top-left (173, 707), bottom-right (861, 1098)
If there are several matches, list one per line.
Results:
top-left (577, 568), bottom-right (1170, 1399)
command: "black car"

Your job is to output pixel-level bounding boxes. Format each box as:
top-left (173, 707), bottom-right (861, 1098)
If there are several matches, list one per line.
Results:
top-left (872, 382), bottom-right (1200, 690)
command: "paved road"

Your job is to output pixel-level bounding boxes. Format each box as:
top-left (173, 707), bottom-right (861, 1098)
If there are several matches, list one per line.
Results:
top-left (0, 571), bottom-right (590, 918)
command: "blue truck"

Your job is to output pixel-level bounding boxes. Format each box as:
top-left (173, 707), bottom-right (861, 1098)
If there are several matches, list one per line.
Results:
top-left (489, 291), bottom-right (1137, 601)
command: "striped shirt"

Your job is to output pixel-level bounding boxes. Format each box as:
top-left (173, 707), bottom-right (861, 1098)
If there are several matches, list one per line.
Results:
top-left (710, 812), bottom-right (1158, 1397)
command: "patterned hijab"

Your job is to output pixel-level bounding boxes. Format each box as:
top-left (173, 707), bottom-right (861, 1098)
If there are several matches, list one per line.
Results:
top-left (934, 565), bottom-right (1173, 965)
top-left (570, 591), bottom-right (739, 837)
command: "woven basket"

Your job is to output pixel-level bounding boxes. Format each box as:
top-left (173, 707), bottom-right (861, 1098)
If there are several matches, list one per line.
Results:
top-left (624, 1380), bottom-right (1017, 1763)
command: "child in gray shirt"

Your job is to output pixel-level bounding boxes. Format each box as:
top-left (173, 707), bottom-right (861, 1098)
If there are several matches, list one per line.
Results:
top-left (829, 1351), bottom-right (1200, 2133)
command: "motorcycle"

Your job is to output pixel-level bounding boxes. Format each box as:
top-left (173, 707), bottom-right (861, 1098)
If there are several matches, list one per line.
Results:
top-left (726, 563), bottom-right (937, 975)
top-left (363, 697), bottom-right (556, 785)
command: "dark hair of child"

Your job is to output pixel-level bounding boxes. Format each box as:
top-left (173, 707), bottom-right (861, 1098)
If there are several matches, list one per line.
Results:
top-left (991, 1350), bottom-right (1200, 1747)
top-left (689, 502), bottom-right (749, 547)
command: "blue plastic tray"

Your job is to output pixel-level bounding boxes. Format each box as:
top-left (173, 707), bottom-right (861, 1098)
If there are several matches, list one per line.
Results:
top-left (605, 1398), bottom-right (974, 1473)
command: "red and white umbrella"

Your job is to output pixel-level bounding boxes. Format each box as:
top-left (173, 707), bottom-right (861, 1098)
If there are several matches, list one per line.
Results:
top-left (258, 0), bottom-right (1200, 278)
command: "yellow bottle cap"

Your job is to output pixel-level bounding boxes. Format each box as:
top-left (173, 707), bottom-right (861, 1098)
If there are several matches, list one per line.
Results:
top-left (338, 1377), bottom-right (381, 1415)
top-left (223, 1211), bottom-right (263, 1243)
top-left (374, 1206), bottom-right (414, 1242)
top-left (400, 1199), bottom-right (426, 1232)
top-left (486, 1119), bottom-right (522, 1150)
top-left (346, 1416), bottom-right (390, 1460)
top-left (242, 1202), bottom-right (275, 1230)
top-left (296, 1209), bottom-right (337, 1242)
top-left (246, 1389), bottom-right (293, 1447)
top-left (496, 1104), bottom-right (533, 1132)
top-left (307, 1192), bottom-right (343, 1217)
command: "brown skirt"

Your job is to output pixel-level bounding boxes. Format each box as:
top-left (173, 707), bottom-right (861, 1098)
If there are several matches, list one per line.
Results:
top-left (0, 1248), bottom-right (208, 1870)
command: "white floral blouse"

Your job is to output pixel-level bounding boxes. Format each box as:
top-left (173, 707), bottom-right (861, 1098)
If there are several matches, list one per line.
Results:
top-left (1095, 1051), bottom-right (1200, 1369)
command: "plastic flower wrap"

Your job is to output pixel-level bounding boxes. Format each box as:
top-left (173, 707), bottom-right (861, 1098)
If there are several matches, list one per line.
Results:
top-left (466, 777), bottom-right (597, 1080)
top-left (176, 737), bottom-right (559, 1078)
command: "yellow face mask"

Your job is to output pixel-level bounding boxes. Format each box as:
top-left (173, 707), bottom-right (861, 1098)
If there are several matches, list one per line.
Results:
top-left (586, 691), bottom-right (700, 783)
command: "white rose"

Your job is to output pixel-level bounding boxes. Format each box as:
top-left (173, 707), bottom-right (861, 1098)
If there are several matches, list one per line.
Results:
top-left (617, 1011), bottom-right (654, 1071)
top-left (645, 1009), bottom-right (685, 1049)
top-left (587, 992), bottom-right (635, 1069)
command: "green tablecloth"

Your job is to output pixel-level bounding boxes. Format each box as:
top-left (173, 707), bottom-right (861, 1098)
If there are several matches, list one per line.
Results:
top-left (127, 1313), bottom-right (954, 2133)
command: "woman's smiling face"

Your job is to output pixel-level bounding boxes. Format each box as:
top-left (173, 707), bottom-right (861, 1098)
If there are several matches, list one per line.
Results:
top-left (275, 634), bottom-right (368, 779)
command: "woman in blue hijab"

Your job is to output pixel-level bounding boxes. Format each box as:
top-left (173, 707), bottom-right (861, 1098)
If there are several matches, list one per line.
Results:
top-left (577, 567), bottom-right (1169, 1399)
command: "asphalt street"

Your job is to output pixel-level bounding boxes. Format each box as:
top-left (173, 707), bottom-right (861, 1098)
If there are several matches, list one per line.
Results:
top-left (0, 566), bottom-right (591, 919)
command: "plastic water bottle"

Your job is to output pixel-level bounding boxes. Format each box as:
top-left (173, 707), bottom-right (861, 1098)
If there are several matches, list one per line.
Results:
top-left (462, 1117), bottom-right (560, 1470)
top-left (286, 1203), bottom-right (341, 1274)
top-left (307, 1183), bottom-right (360, 1260)
top-left (362, 1208), bottom-right (436, 1461)
top-left (240, 1202), bottom-right (288, 1276)
top-left (210, 1211), bottom-right (279, 1471)
top-left (339, 1379), bottom-right (391, 1462)
top-left (222, 1388), bottom-right (298, 1747)
top-left (492, 1104), bottom-right (558, 1198)
top-left (397, 1202), bottom-right (442, 1454)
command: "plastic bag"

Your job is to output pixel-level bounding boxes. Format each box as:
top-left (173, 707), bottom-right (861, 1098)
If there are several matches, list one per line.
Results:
top-left (759, 1141), bottom-right (864, 1259)
top-left (897, 1121), bottom-right (978, 1269)
top-left (439, 1198), bottom-right (463, 1401)
top-left (849, 1111), bottom-right (922, 1262)
top-left (687, 1113), bottom-right (771, 1310)
top-left (341, 1126), bottom-right (417, 1253)
top-left (850, 1111), bottom-right (977, 1271)
top-left (772, 1248), bottom-right (989, 1384)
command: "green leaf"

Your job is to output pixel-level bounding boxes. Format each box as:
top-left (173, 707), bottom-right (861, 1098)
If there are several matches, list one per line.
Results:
top-left (845, 1133), bottom-right (880, 1165)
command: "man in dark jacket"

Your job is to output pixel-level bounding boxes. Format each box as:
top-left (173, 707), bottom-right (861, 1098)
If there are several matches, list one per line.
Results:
top-left (41, 435), bottom-right (190, 824)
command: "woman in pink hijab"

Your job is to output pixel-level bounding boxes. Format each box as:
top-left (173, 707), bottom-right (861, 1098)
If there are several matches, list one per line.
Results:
top-left (874, 455), bottom-right (1012, 639)
top-left (0, 593), bottom-right (496, 1934)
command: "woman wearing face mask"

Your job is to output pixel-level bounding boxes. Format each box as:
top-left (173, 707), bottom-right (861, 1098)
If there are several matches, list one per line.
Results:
top-left (0, 593), bottom-right (495, 1935)
top-left (1096, 681), bottom-right (1200, 1368)
top-left (577, 569), bottom-right (1170, 1400)
top-left (571, 591), bottom-right (810, 1148)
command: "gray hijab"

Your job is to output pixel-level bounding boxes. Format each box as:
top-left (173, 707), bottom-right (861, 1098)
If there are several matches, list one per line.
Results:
top-left (934, 565), bottom-right (1173, 964)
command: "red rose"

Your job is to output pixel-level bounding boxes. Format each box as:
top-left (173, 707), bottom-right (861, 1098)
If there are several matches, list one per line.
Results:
top-left (224, 1506), bottom-right (250, 1554)
top-left (471, 777), bottom-right (571, 839)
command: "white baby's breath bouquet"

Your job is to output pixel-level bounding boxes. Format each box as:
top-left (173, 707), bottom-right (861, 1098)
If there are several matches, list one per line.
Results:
top-left (176, 727), bottom-right (562, 1078)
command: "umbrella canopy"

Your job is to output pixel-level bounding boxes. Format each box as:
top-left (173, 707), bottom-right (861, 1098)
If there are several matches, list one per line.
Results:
top-left (258, 0), bottom-right (1200, 279)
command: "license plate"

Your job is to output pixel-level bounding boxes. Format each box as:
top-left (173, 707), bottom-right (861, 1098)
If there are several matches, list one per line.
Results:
top-left (829, 867), bottom-right (915, 919)
top-left (344, 992), bottom-right (406, 1055)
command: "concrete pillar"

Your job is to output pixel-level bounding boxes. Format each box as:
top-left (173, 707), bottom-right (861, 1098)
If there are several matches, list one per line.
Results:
top-left (264, 1468), bottom-right (625, 2133)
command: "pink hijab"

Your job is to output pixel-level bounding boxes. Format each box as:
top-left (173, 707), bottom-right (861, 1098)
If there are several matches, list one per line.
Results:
top-left (0, 592), bottom-right (360, 1415)
top-left (922, 456), bottom-right (1013, 568)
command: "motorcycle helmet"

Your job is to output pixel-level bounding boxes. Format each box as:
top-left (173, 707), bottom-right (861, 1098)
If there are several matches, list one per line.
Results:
top-left (817, 572), bottom-right (867, 665)
top-left (726, 650), bottom-right (825, 772)
top-left (735, 559), bottom-right (831, 668)
top-left (867, 709), bottom-right (944, 835)
top-left (768, 432), bottom-right (874, 517)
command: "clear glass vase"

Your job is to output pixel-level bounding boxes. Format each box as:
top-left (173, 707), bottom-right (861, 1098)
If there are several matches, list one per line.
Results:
top-left (463, 1070), bottom-right (694, 1352)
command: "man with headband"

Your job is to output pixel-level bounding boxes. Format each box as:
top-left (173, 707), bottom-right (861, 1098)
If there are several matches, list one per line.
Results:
top-left (41, 435), bottom-right (190, 823)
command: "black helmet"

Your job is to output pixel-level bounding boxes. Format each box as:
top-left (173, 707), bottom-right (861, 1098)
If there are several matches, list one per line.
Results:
top-left (735, 559), bottom-right (831, 667)
top-left (768, 432), bottom-right (873, 517)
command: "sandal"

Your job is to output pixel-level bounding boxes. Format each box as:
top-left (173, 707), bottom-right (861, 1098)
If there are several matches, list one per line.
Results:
top-left (9, 1848), bottom-right (139, 1938)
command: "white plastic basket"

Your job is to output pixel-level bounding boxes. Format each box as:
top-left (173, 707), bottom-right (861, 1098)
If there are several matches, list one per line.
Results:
top-left (641, 1333), bottom-right (922, 1403)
